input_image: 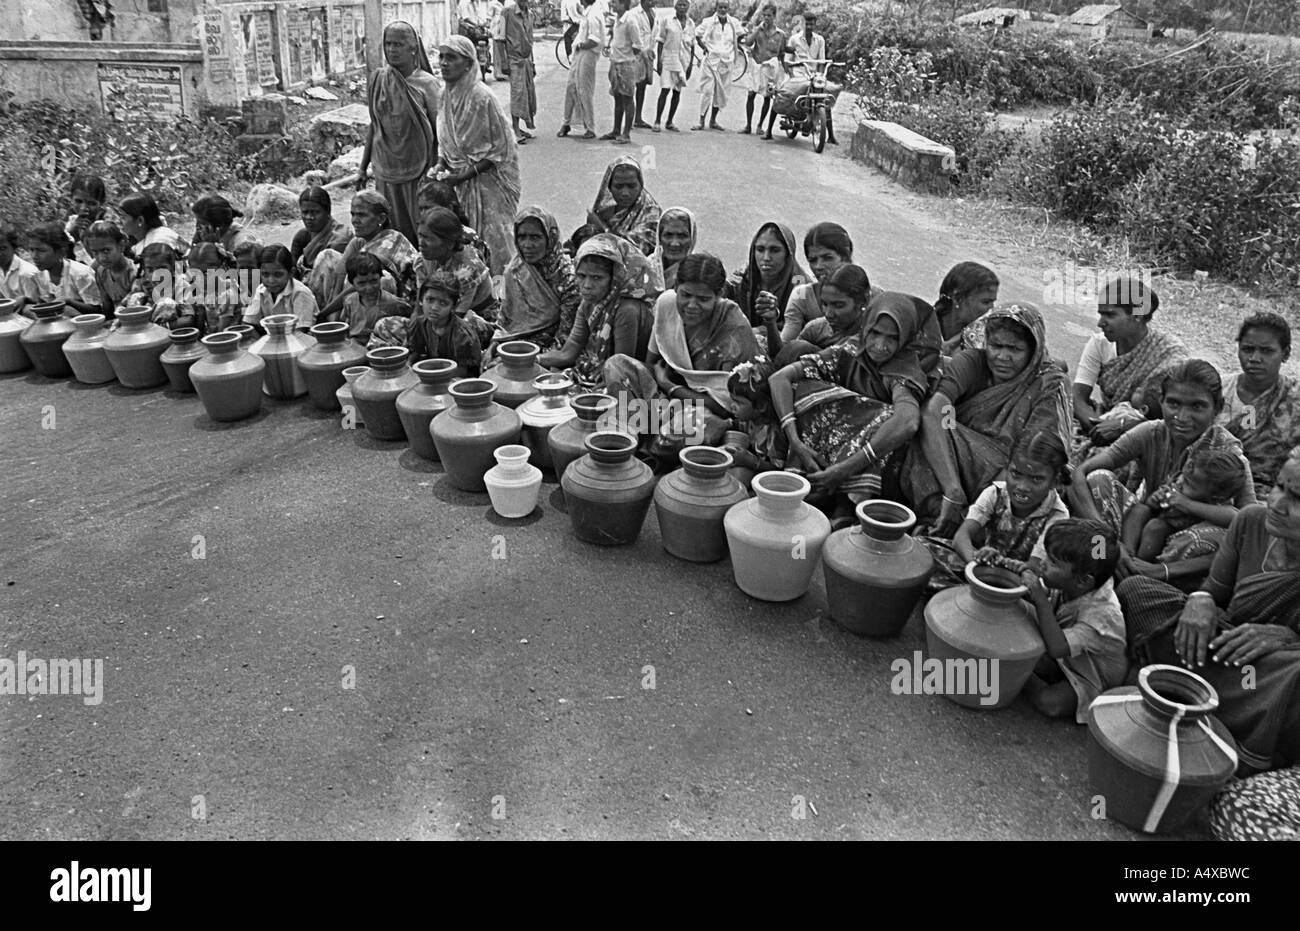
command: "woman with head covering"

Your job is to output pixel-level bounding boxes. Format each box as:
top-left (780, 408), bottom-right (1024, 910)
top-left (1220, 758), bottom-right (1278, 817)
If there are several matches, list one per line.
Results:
top-left (413, 205), bottom-right (498, 320)
top-left (903, 302), bottom-right (1073, 533)
top-left (538, 232), bottom-right (655, 389)
top-left (587, 155), bottom-right (662, 257)
top-left (725, 221), bottom-right (809, 355)
top-left (292, 185), bottom-right (354, 298)
top-left (357, 21), bottom-right (441, 248)
top-left (433, 34), bottom-right (521, 278)
top-left (764, 292), bottom-right (928, 504)
top-left (648, 207), bottom-right (696, 293)
top-left (192, 194), bottom-right (254, 254)
top-left (498, 206), bottom-right (580, 350)
top-left (316, 190), bottom-right (420, 319)
top-left (604, 252), bottom-right (761, 448)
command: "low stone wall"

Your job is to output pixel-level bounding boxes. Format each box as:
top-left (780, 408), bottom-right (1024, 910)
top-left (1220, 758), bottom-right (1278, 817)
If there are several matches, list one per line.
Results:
top-left (850, 119), bottom-right (956, 196)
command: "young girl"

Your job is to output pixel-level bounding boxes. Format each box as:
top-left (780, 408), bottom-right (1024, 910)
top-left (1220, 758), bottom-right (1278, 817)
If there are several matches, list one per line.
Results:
top-left (118, 191), bottom-right (189, 255)
top-left (28, 223), bottom-right (101, 315)
top-left (65, 173), bottom-right (109, 265)
top-left (124, 242), bottom-right (193, 328)
top-left (392, 273), bottom-right (481, 376)
top-left (923, 429), bottom-right (1071, 590)
top-left (935, 261), bottom-right (999, 355)
top-left (242, 244), bottom-right (319, 331)
top-left (191, 193), bottom-right (253, 253)
top-left (0, 224), bottom-right (43, 310)
top-left (83, 220), bottom-right (136, 318)
top-left (185, 243), bottom-right (241, 334)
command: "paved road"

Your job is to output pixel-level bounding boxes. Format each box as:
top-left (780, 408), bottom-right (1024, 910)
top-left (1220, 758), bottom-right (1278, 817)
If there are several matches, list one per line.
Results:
top-left (0, 45), bottom-right (1155, 840)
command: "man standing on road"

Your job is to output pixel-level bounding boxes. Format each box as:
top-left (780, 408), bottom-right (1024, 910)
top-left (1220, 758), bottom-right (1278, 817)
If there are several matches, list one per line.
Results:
top-left (561, 0), bottom-right (583, 57)
top-left (501, 0), bottom-right (538, 144)
top-left (741, 2), bottom-right (785, 135)
top-left (558, 0), bottom-right (605, 139)
top-left (652, 0), bottom-right (694, 133)
top-left (603, 0), bottom-right (642, 144)
top-left (631, 0), bottom-right (657, 129)
top-left (786, 11), bottom-right (836, 144)
top-left (692, 0), bottom-right (740, 132)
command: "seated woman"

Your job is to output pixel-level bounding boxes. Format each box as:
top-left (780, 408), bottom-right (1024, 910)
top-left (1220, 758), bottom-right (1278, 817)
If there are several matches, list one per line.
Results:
top-left (1209, 766), bottom-right (1300, 840)
top-left (192, 194), bottom-right (255, 254)
top-left (775, 264), bottom-right (872, 362)
top-left (497, 205), bottom-right (579, 350)
top-left (780, 222), bottom-right (861, 344)
top-left (648, 207), bottom-right (697, 293)
top-left (604, 252), bottom-right (759, 448)
top-left (118, 191), bottom-right (188, 256)
top-left (764, 292), bottom-right (928, 505)
top-left (1218, 312), bottom-right (1300, 500)
top-left (725, 221), bottom-right (809, 355)
top-left (291, 185), bottom-right (353, 302)
top-left (537, 233), bottom-right (655, 390)
top-left (313, 191), bottom-right (419, 317)
top-left (1072, 277), bottom-right (1188, 456)
top-left (1118, 447), bottom-right (1300, 776)
top-left (587, 155), bottom-right (661, 256)
top-left (418, 179), bottom-right (492, 271)
top-left (1072, 359), bottom-right (1257, 591)
top-left (934, 261), bottom-right (998, 355)
top-left (902, 302), bottom-right (1072, 533)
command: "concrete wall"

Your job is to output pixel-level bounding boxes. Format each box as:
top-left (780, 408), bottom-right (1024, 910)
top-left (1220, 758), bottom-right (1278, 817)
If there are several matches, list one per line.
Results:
top-left (0, 0), bottom-right (199, 44)
top-left (850, 120), bottom-right (956, 197)
top-left (0, 42), bottom-right (205, 116)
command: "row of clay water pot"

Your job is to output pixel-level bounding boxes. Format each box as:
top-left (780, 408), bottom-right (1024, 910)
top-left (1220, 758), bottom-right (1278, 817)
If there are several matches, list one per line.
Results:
top-left (63, 314), bottom-right (116, 384)
top-left (518, 374), bottom-right (576, 470)
top-left (396, 358), bottom-right (459, 459)
top-left (353, 347), bottom-right (418, 440)
top-left (431, 380), bottom-right (521, 491)
top-left (561, 432), bottom-right (656, 545)
top-left (250, 313), bottom-right (315, 399)
top-left (483, 340), bottom-right (544, 408)
top-left (160, 328), bottom-right (207, 392)
top-left (548, 393), bottom-right (620, 480)
top-left (336, 366), bottom-right (368, 427)
top-left (653, 446), bottom-right (748, 562)
top-left (103, 306), bottom-right (170, 388)
top-left (484, 445), bottom-right (544, 518)
top-left (18, 302), bottom-right (75, 377)
top-left (0, 299), bottom-right (33, 372)
top-left (299, 321), bottom-right (367, 410)
top-left (823, 500), bottom-right (934, 638)
top-left (191, 331), bottom-right (265, 422)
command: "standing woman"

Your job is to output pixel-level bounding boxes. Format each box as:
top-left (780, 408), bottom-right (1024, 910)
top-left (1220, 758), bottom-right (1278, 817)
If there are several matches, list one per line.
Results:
top-left (434, 35), bottom-right (521, 278)
top-left (357, 21), bottom-right (441, 249)
top-left (725, 221), bottom-right (809, 354)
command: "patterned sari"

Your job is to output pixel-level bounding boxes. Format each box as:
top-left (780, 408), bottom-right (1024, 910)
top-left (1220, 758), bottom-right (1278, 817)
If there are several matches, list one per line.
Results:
top-left (592, 155), bottom-right (662, 257)
top-left (1096, 325), bottom-right (1188, 416)
top-left (499, 205), bottom-right (580, 350)
top-left (726, 221), bottom-right (809, 331)
top-left (1219, 373), bottom-right (1300, 499)
top-left (567, 233), bottom-right (655, 389)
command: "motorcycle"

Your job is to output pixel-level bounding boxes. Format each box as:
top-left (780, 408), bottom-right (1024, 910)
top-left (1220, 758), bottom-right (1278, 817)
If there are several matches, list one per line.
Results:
top-left (458, 20), bottom-right (492, 79)
top-left (773, 58), bottom-right (845, 154)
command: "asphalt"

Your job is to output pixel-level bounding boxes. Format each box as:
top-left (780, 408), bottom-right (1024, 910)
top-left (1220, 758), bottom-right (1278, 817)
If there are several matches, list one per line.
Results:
top-left (0, 42), bottom-right (1166, 840)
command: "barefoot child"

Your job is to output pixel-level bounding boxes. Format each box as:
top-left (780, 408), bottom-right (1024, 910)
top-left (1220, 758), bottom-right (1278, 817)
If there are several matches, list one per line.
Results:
top-left (1125, 447), bottom-right (1248, 562)
top-left (28, 223), bottom-right (101, 315)
top-left (0, 224), bottom-right (43, 310)
top-left (330, 253), bottom-right (410, 343)
top-left (242, 244), bottom-right (319, 331)
top-left (1019, 519), bottom-right (1127, 722)
top-left (84, 221), bottom-right (136, 318)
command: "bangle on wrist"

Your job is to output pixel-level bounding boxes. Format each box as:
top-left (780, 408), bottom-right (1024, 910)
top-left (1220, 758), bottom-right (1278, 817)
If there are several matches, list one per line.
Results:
top-left (779, 412), bottom-right (795, 427)
top-left (1162, 564), bottom-right (1170, 582)
top-left (942, 494), bottom-right (964, 506)
top-left (864, 441), bottom-right (878, 464)
top-left (1188, 591), bottom-right (1213, 601)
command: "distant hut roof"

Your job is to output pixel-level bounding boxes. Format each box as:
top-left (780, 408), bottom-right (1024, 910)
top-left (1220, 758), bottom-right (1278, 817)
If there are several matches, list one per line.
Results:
top-left (955, 7), bottom-right (1019, 26)
top-left (1069, 4), bottom-right (1147, 26)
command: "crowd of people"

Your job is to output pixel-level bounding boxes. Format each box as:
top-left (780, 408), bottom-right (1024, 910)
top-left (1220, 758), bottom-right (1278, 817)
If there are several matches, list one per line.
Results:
top-left (2, 9), bottom-right (1297, 841)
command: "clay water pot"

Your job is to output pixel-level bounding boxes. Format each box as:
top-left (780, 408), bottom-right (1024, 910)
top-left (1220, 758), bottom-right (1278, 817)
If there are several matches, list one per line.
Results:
top-left (823, 500), bottom-right (934, 638)
top-left (396, 358), bottom-right (458, 460)
top-left (298, 321), bottom-right (367, 410)
top-left (352, 346), bottom-right (419, 440)
top-left (1087, 664), bottom-right (1238, 834)
top-left (337, 365), bottom-right (368, 427)
top-left (225, 324), bottom-right (256, 348)
top-left (484, 444), bottom-right (544, 518)
top-left (18, 302), bottom-right (75, 377)
top-left (190, 331), bottom-right (266, 422)
top-left (159, 327), bottom-right (207, 393)
top-left (0, 299), bottom-right (34, 372)
top-left (483, 340), bottom-right (544, 408)
top-left (249, 313), bottom-right (315, 399)
top-left (653, 446), bottom-right (749, 562)
top-left (62, 313), bottom-right (116, 385)
top-left (431, 379), bottom-right (522, 491)
top-left (923, 563), bottom-right (1044, 710)
top-left (518, 373), bottom-right (576, 470)
top-left (548, 392), bottom-right (622, 480)
top-left (103, 305), bottom-right (170, 388)
top-left (723, 471), bottom-right (831, 601)
top-left (561, 431), bottom-right (656, 545)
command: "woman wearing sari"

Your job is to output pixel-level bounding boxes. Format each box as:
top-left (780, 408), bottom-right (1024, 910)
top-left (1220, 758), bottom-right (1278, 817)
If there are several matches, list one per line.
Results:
top-left (604, 252), bottom-right (759, 447)
top-left (357, 21), bottom-right (440, 248)
top-left (291, 186), bottom-right (353, 303)
top-left (903, 302), bottom-right (1072, 533)
top-left (587, 155), bottom-right (662, 257)
top-left (775, 264), bottom-right (872, 363)
top-left (434, 35), bottom-right (521, 278)
top-left (1219, 313), bottom-right (1300, 500)
top-left (496, 205), bottom-right (580, 350)
top-left (780, 222), bottom-right (859, 344)
top-left (647, 207), bottom-right (696, 293)
top-left (1117, 446), bottom-right (1300, 775)
top-left (1073, 360), bottom-right (1258, 590)
top-left (725, 221), bottom-right (809, 355)
top-left (315, 191), bottom-right (420, 319)
top-left (191, 194), bottom-right (255, 254)
top-left (764, 292), bottom-right (928, 503)
top-left (538, 233), bottom-right (655, 389)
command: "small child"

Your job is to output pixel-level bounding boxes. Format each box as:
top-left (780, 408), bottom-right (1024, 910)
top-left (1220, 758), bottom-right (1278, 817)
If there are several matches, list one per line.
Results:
top-left (230, 239), bottom-right (264, 310)
top-left (124, 242), bottom-right (193, 328)
top-left (1125, 447), bottom-right (1248, 562)
top-left (0, 224), bottom-right (43, 309)
top-left (376, 273), bottom-right (480, 376)
top-left (185, 243), bottom-right (241, 334)
top-left (929, 430), bottom-right (1071, 589)
top-left (1019, 519), bottom-right (1128, 723)
top-left (242, 244), bottom-right (318, 331)
top-left (83, 220), bottom-right (136, 318)
top-left (65, 173), bottom-right (109, 265)
top-left (330, 252), bottom-right (410, 343)
top-left (28, 223), bottom-right (101, 315)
